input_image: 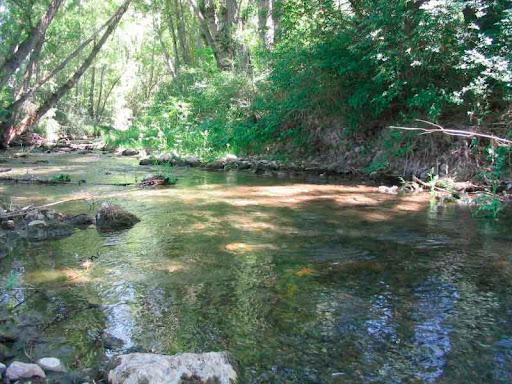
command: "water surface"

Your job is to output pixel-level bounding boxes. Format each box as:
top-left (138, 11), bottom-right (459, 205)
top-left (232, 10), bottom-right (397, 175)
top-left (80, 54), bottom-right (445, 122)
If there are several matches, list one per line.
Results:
top-left (1, 151), bottom-right (512, 383)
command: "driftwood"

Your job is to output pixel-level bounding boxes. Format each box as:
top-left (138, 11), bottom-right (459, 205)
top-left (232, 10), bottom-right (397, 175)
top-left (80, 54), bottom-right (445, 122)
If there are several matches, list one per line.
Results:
top-left (389, 119), bottom-right (512, 146)
top-left (0, 176), bottom-right (135, 186)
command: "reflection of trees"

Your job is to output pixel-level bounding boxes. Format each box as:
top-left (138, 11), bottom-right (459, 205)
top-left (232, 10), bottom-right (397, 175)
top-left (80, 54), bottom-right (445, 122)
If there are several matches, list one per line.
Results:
top-left (3, 171), bottom-right (512, 383)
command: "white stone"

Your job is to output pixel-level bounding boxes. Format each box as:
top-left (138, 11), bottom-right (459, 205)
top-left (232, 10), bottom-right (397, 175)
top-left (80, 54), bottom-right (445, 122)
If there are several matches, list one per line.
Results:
top-left (37, 357), bottom-right (66, 372)
top-left (108, 352), bottom-right (237, 384)
top-left (6, 361), bottom-right (46, 381)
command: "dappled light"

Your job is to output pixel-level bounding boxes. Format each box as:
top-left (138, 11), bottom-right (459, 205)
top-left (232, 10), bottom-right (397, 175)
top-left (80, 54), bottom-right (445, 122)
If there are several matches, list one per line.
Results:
top-left (1, 0), bottom-right (511, 382)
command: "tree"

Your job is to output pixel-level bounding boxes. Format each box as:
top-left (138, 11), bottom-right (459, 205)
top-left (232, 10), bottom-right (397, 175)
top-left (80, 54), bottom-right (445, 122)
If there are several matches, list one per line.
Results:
top-left (1, 0), bottom-right (132, 146)
top-left (0, 0), bottom-right (65, 89)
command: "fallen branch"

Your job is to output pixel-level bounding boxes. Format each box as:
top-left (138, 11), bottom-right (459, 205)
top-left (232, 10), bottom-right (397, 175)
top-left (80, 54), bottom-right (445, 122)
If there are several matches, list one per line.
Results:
top-left (389, 119), bottom-right (512, 146)
top-left (412, 176), bottom-right (453, 194)
top-left (0, 176), bottom-right (135, 186)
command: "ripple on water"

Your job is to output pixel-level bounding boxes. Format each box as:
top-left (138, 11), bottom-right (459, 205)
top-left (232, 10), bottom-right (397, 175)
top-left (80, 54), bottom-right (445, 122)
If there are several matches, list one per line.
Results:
top-left (1, 152), bottom-right (512, 383)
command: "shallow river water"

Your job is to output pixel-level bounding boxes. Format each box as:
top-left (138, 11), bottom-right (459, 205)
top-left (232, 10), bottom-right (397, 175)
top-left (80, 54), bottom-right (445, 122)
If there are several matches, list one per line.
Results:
top-left (1, 151), bottom-right (512, 383)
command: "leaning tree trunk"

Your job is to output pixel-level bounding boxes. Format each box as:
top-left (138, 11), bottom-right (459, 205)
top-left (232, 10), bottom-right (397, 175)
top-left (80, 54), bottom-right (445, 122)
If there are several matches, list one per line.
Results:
top-left (10, 12), bottom-right (118, 112)
top-left (1, 0), bottom-right (132, 147)
top-left (0, 0), bottom-right (64, 89)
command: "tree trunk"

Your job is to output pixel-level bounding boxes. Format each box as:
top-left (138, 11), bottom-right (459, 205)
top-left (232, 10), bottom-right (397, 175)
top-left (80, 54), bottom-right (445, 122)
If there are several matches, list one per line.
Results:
top-left (1, 0), bottom-right (132, 146)
top-left (0, 0), bottom-right (64, 89)
top-left (96, 65), bottom-right (106, 121)
top-left (89, 59), bottom-right (96, 119)
top-left (188, 0), bottom-right (223, 69)
top-left (98, 76), bottom-right (122, 118)
top-left (165, 0), bottom-right (181, 72)
top-left (175, 0), bottom-right (191, 65)
top-left (258, 0), bottom-right (274, 48)
top-left (10, 12), bottom-right (119, 112)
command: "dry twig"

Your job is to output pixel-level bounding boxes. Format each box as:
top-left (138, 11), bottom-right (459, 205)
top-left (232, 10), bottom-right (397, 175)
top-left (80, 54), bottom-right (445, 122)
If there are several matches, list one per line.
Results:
top-left (389, 119), bottom-right (512, 146)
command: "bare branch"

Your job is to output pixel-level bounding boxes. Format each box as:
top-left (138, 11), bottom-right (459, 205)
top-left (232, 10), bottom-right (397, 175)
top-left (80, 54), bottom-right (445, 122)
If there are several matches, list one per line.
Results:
top-left (389, 120), bottom-right (512, 146)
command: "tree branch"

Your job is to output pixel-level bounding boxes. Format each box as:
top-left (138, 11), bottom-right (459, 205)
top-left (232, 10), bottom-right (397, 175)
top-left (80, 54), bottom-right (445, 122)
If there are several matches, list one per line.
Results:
top-left (389, 119), bottom-right (512, 146)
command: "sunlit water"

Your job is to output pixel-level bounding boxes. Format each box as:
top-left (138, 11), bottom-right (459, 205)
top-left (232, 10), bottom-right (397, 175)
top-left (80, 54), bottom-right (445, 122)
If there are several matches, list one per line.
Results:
top-left (1, 151), bottom-right (512, 383)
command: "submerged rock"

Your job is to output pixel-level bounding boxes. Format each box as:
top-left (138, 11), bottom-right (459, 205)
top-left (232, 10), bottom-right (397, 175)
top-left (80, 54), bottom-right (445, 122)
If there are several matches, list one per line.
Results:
top-left (95, 203), bottom-right (140, 232)
top-left (65, 214), bottom-right (94, 227)
top-left (108, 352), bottom-right (237, 384)
top-left (37, 357), bottom-right (66, 373)
top-left (6, 361), bottom-right (46, 381)
top-left (26, 219), bottom-right (73, 241)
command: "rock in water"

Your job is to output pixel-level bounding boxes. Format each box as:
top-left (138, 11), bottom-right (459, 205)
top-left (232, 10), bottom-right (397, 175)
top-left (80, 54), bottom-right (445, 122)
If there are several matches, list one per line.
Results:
top-left (26, 219), bottom-right (73, 240)
top-left (37, 357), bottom-right (66, 372)
top-left (95, 203), bottom-right (140, 232)
top-left (65, 214), bottom-right (94, 227)
top-left (108, 352), bottom-right (237, 384)
top-left (121, 149), bottom-right (139, 156)
top-left (26, 220), bottom-right (48, 240)
top-left (6, 361), bottom-right (46, 381)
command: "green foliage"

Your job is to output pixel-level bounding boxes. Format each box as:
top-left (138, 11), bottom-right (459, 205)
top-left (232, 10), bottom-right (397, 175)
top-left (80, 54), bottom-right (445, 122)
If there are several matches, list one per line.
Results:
top-left (155, 162), bottom-right (177, 185)
top-left (473, 193), bottom-right (504, 218)
top-left (107, 68), bottom-right (255, 159)
top-left (4, 271), bottom-right (18, 291)
top-left (365, 155), bottom-right (389, 174)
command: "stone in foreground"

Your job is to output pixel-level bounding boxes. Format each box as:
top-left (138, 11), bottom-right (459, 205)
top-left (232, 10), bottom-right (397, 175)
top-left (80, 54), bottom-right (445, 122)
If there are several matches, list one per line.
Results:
top-left (108, 352), bottom-right (237, 384)
top-left (95, 203), bottom-right (140, 232)
top-left (37, 357), bottom-right (66, 372)
top-left (6, 361), bottom-right (46, 381)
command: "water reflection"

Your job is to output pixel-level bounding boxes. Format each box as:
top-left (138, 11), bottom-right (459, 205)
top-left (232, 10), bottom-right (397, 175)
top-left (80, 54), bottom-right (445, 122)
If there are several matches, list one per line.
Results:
top-left (411, 278), bottom-right (458, 383)
top-left (0, 151), bottom-right (512, 383)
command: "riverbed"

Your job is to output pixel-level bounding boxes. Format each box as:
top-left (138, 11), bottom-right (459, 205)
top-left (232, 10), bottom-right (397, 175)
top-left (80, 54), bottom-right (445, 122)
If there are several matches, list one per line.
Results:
top-left (1, 150), bottom-right (512, 383)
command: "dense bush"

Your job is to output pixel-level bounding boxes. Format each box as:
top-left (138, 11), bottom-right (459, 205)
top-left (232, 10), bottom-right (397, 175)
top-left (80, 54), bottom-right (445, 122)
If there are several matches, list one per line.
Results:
top-left (106, 69), bottom-right (254, 159)
top-left (108, 0), bottom-right (511, 161)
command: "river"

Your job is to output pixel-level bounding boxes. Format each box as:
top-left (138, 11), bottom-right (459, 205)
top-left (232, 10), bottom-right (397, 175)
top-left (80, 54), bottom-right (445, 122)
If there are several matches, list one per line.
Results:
top-left (1, 150), bottom-right (512, 383)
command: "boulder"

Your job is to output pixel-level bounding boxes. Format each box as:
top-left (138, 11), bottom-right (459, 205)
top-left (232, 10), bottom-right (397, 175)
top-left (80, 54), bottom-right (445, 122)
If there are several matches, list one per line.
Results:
top-left (1, 220), bottom-right (15, 230)
top-left (121, 149), bottom-right (139, 156)
top-left (26, 220), bottom-right (48, 240)
top-left (221, 154), bottom-right (238, 163)
top-left (139, 157), bottom-right (158, 165)
top-left (37, 357), bottom-right (66, 373)
top-left (0, 362), bottom-right (5, 376)
top-left (6, 361), bottom-right (46, 381)
top-left (108, 352), bottom-right (237, 384)
top-left (378, 185), bottom-right (399, 195)
top-left (183, 156), bottom-right (201, 167)
top-left (95, 203), bottom-right (140, 232)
